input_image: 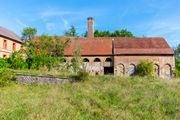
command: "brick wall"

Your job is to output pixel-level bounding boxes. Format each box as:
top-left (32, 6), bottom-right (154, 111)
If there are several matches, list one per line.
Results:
top-left (0, 36), bottom-right (22, 58)
top-left (65, 56), bottom-right (113, 75)
top-left (114, 55), bottom-right (175, 79)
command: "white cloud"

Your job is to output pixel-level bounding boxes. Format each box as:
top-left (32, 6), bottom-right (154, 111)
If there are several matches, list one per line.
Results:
top-left (145, 19), bottom-right (180, 46)
top-left (14, 18), bottom-right (27, 28)
top-left (61, 18), bottom-right (70, 30)
top-left (45, 23), bottom-right (56, 31)
top-left (41, 11), bottom-right (73, 18)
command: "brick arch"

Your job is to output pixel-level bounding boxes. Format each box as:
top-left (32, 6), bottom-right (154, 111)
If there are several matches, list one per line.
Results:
top-left (163, 64), bottom-right (172, 78)
top-left (154, 64), bottom-right (160, 77)
top-left (105, 58), bottom-right (112, 62)
top-left (94, 58), bottom-right (101, 62)
top-left (83, 58), bottom-right (89, 62)
top-left (129, 64), bottom-right (136, 76)
top-left (116, 63), bottom-right (125, 76)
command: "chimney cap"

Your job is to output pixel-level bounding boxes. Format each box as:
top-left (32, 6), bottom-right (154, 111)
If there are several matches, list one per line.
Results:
top-left (88, 17), bottom-right (94, 20)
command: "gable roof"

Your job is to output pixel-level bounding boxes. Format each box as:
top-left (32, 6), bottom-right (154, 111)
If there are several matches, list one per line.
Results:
top-left (0, 26), bottom-right (22, 43)
top-left (114, 37), bottom-right (174, 55)
top-left (64, 37), bottom-right (113, 56)
top-left (64, 37), bottom-right (174, 56)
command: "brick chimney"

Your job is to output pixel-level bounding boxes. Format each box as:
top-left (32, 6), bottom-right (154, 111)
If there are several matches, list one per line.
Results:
top-left (87, 17), bottom-right (94, 38)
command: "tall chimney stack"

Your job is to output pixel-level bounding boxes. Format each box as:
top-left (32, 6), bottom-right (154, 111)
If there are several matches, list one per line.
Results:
top-left (87, 17), bottom-right (94, 38)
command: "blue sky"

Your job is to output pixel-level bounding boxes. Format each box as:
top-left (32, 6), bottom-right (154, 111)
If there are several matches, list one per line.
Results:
top-left (0, 0), bottom-right (180, 47)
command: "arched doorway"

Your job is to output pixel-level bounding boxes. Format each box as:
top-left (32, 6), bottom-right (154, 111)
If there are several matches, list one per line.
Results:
top-left (83, 58), bottom-right (90, 71)
top-left (129, 64), bottom-right (136, 76)
top-left (104, 58), bottom-right (113, 75)
top-left (154, 64), bottom-right (160, 77)
top-left (116, 64), bottom-right (125, 76)
top-left (93, 58), bottom-right (102, 75)
top-left (163, 64), bottom-right (172, 78)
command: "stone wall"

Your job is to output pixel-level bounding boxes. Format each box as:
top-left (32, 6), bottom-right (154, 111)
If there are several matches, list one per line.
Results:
top-left (17, 74), bottom-right (78, 84)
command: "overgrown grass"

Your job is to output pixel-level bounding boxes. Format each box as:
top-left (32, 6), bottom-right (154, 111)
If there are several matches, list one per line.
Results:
top-left (0, 76), bottom-right (180, 120)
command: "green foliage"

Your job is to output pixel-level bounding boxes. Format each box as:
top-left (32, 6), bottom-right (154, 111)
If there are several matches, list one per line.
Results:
top-left (94, 30), bottom-right (111, 37)
top-left (77, 70), bottom-right (89, 81)
top-left (136, 60), bottom-right (154, 77)
top-left (65, 25), bottom-right (78, 37)
top-left (8, 51), bottom-right (28, 69)
top-left (22, 27), bottom-right (37, 40)
top-left (0, 68), bottom-right (15, 87)
top-left (93, 29), bottom-right (134, 37)
top-left (70, 38), bottom-right (82, 73)
top-left (112, 29), bottom-right (134, 37)
top-left (174, 44), bottom-right (180, 77)
top-left (175, 44), bottom-right (180, 56)
top-left (175, 56), bottom-right (180, 77)
top-left (0, 58), bottom-right (9, 68)
top-left (21, 35), bottom-right (69, 70)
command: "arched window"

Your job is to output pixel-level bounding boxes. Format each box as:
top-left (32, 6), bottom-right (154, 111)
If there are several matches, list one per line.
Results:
top-left (83, 58), bottom-right (89, 62)
top-left (129, 64), bottom-right (136, 76)
top-left (13, 43), bottom-right (16, 51)
top-left (3, 40), bottom-right (7, 49)
top-left (94, 58), bottom-right (101, 62)
top-left (154, 64), bottom-right (160, 77)
top-left (105, 58), bottom-right (112, 62)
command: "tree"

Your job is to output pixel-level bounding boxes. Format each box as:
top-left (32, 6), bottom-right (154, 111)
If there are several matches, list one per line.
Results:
top-left (65, 26), bottom-right (77, 37)
top-left (71, 37), bottom-right (82, 73)
top-left (174, 44), bottom-right (180, 77)
top-left (175, 44), bottom-right (180, 56)
top-left (93, 29), bottom-right (134, 37)
top-left (22, 27), bottom-right (37, 40)
top-left (111, 29), bottom-right (134, 37)
top-left (21, 35), bottom-right (69, 70)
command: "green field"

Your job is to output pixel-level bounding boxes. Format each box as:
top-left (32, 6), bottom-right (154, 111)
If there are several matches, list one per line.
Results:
top-left (0, 76), bottom-right (180, 120)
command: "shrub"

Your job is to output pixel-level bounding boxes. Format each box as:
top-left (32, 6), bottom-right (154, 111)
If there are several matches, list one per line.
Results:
top-left (0, 58), bottom-right (9, 68)
top-left (77, 70), bottom-right (89, 81)
top-left (0, 68), bottom-right (16, 87)
top-left (8, 52), bottom-right (28, 69)
top-left (136, 60), bottom-right (154, 77)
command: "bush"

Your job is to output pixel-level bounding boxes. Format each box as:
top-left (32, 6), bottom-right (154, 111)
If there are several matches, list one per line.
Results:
top-left (0, 58), bottom-right (9, 68)
top-left (77, 70), bottom-right (89, 81)
top-left (0, 68), bottom-right (16, 87)
top-left (136, 60), bottom-right (154, 77)
top-left (8, 52), bottom-right (28, 69)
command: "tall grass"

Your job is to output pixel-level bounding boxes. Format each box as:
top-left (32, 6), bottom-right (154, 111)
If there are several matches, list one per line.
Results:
top-left (0, 76), bottom-right (180, 120)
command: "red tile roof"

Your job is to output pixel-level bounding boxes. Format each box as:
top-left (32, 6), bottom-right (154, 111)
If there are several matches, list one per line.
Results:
top-left (64, 37), bottom-right (113, 55)
top-left (114, 37), bottom-right (174, 55)
top-left (64, 37), bottom-right (174, 56)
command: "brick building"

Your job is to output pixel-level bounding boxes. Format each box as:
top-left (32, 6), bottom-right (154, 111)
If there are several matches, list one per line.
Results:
top-left (0, 27), bottom-right (23, 58)
top-left (64, 17), bottom-right (175, 79)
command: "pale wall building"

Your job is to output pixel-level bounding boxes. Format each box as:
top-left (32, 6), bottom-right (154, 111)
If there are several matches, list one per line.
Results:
top-left (0, 27), bottom-right (23, 58)
top-left (64, 17), bottom-right (175, 79)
